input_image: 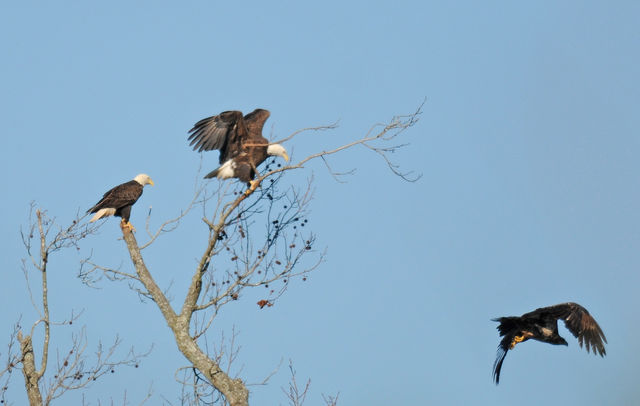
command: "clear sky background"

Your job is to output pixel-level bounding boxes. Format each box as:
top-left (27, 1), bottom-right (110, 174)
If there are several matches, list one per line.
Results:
top-left (1, 2), bottom-right (639, 405)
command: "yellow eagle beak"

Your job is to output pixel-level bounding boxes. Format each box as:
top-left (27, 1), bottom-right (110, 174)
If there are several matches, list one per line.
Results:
top-left (149, 179), bottom-right (155, 186)
top-left (282, 152), bottom-right (290, 162)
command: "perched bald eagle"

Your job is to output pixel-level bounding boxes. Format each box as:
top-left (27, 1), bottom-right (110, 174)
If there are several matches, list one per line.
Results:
top-left (87, 174), bottom-right (154, 231)
top-left (492, 302), bottom-right (606, 384)
top-left (187, 109), bottom-right (289, 185)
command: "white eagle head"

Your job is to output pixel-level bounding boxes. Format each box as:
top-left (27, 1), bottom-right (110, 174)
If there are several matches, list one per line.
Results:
top-left (133, 173), bottom-right (155, 186)
top-left (266, 144), bottom-right (289, 161)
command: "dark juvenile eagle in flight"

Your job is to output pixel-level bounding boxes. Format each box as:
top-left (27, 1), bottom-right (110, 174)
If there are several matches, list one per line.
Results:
top-left (87, 173), bottom-right (154, 232)
top-left (492, 302), bottom-right (606, 384)
top-left (187, 109), bottom-right (289, 186)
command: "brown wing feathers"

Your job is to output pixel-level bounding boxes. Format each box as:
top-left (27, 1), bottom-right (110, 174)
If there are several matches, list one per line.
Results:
top-left (88, 181), bottom-right (141, 214)
top-left (558, 303), bottom-right (607, 356)
top-left (492, 302), bottom-right (606, 384)
top-left (187, 111), bottom-right (246, 157)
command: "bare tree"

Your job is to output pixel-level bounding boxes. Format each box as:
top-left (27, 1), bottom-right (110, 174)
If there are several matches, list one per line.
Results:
top-left (282, 360), bottom-right (339, 406)
top-left (9, 207), bottom-right (149, 405)
top-left (74, 105), bottom-right (422, 405)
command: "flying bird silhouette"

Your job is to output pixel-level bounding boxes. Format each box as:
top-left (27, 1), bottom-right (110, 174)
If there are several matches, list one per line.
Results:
top-left (492, 302), bottom-right (606, 384)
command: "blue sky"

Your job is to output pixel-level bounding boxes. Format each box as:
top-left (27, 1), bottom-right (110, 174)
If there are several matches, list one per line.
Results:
top-left (1, 1), bottom-right (639, 405)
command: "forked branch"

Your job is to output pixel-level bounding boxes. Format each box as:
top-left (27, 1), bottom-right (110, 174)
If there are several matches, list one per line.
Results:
top-left (17, 207), bottom-right (145, 405)
top-left (117, 105), bottom-right (422, 405)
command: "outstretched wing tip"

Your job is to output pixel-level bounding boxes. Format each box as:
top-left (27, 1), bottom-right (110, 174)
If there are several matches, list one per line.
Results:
top-left (555, 303), bottom-right (607, 358)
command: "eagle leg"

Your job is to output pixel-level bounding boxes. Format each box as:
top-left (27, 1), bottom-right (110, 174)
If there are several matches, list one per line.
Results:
top-left (120, 218), bottom-right (136, 233)
top-left (244, 179), bottom-right (261, 196)
top-left (510, 334), bottom-right (527, 349)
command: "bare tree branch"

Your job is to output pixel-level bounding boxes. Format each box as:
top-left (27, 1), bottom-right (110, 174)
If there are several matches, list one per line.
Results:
top-left (322, 393), bottom-right (340, 406)
top-left (101, 105), bottom-right (421, 405)
top-left (16, 207), bottom-right (149, 405)
top-left (272, 121), bottom-right (339, 145)
top-left (282, 361), bottom-right (311, 406)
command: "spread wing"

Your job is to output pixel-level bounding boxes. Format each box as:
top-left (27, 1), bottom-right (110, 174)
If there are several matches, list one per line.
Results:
top-left (187, 111), bottom-right (247, 162)
top-left (527, 302), bottom-right (607, 356)
top-left (243, 109), bottom-right (270, 144)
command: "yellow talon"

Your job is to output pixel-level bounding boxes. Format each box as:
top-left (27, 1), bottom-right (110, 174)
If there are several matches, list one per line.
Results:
top-left (510, 335), bottom-right (526, 349)
top-left (120, 219), bottom-right (136, 233)
top-left (244, 180), bottom-right (260, 196)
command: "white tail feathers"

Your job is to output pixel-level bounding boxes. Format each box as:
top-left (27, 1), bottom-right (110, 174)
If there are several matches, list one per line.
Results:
top-left (206, 160), bottom-right (235, 179)
top-left (89, 208), bottom-right (116, 222)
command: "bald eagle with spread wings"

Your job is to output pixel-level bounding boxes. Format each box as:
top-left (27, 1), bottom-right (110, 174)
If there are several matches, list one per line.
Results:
top-left (187, 109), bottom-right (289, 187)
top-left (492, 302), bottom-right (607, 384)
top-left (87, 173), bottom-right (154, 232)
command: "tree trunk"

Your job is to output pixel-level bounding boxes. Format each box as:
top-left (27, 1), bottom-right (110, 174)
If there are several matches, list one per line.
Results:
top-left (18, 332), bottom-right (43, 406)
top-left (122, 229), bottom-right (249, 405)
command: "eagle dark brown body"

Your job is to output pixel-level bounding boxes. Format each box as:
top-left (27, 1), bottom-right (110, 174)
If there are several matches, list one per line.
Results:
top-left (492, 302), bottom-right (606, 384)
top-left (187, 109), bottom-right (288, 183)
top-left (87, 174), bottom-right (154, 231)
